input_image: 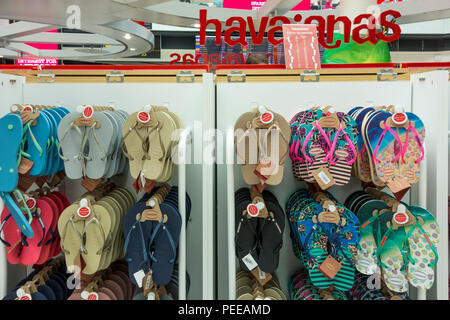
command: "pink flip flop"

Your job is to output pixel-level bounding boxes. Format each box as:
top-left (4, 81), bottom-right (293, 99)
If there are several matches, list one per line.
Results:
top-left (20, 199), bottom-right (53, 265)
top-left (1, 206), bottom-right (23, 264)
top-left (35, 197), bottom-right (59, 265)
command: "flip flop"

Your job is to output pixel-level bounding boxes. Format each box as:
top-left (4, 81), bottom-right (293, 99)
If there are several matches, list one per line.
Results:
top-left (84, 112), bottom-right (114, 179)
top-left (404, 206), bottom-right (440, 289)
top-left (149, 202), bottom-right (182, 285)
top-left (57, 112), bottom-right (86, 179)
top-left (0, 114), bottom-right (23, 191)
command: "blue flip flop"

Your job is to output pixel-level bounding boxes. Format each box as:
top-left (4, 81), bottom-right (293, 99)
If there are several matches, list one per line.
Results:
top-left (148, 202), bottom-right (182, 286)
top-left (0, 114), bottom-right (23, 191)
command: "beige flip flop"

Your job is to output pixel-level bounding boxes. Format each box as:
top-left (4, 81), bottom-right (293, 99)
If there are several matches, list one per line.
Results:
top-left (122, 112), bottom-right (150, 179)
top-left (58, 203), bottom-right (85, 272)
top-left (234, 112), bottom-right (261, 185)
top-left (143, 110), bottom-right (177, 181)
top-left (81, 204), bottom-right (112, 275)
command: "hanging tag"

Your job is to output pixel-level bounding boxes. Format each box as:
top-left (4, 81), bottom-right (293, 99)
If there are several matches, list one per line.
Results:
top-left (140, 171), bottom-right (147, 191)
top-left (142, 271), bottom-right (154, 297)
top-left (259, 107), bottom-right (274, 125)
top-left (254, 157), bottom-right (276, 181)
top-left (134, 270), bottom-right (146, 288)
top-left (312, 167), bottom-right (336, 190)
top-left (391, 105), bottom-right (408, 125)
top-left (81, 177), bottom-right (103, 192)
top-left (77, 198), bottom-right (92, 219)
top-left (318, 255), bottom-right (342, 280)
top-left (387, 177), bottom-right (411, 201)
top-left (250, 267), bottom-right (272, 286)
top-left (75, 105), bottom-right (100, 128)
top-left (241, 252), bottom-right (258, 271)
top-left (18, 158), bottom-right (34, 175)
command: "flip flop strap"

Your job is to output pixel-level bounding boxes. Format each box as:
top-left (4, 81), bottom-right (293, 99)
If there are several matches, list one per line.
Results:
top-left (147, 217), bottom-right (177, 264)
top-left (259, 123), bottom-right (290, 165)
top-left (236, 215), bottom-right (259, 252)
top-left (23, 122), bottom-right (43, 157)
top-left (404, 222), bottom-right (438, 267)
top-left (123, 213), bottom-right (148, 263)
top-left (0, 214), bottom-right (13, 247)
top-left (402, 123), bottom-right (424, 164)
top-left (16, 133), bottom-right (31, 167)
top-left (236, 127), bottom-right (257, 165)
top-left (11, 189), bottom-right (33, 225)
top-left (45, 228), bottom-right (57, 246)
top-left (302, 121), bottom-right (331, 163)
top-left (61, 215), bottom-right (87, 255)
top-left (85, 122), bottom-right (108, 161)
top-left (57, 121), bottom-right (84, 161)
top-left (147, 124), bottom-right (165, 161)
top-left (373, 123), bottom-right (402, 164)
top-left (22, 210), bottom-right (45, 247)
top-left (82, 215), bottom-right (106, 255)
top-left (377, 225), bottom-right (408, 271)
top-left (326, 125), bottom-right (358, 166)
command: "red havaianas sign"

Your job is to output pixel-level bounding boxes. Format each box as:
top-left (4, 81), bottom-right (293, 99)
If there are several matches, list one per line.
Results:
top-left (199, 9), bottom-right (401, 49)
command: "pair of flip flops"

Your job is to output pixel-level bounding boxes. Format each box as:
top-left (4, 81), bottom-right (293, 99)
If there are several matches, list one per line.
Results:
top-left (349, 105), bottom-right (425, 187)
top-left (122, 106), bottom-right (183, 182)
top-left (235, 188), bottom-right (285, 274)
top-left (10, 104), bottom-right (69, 177)
top-left (123, 184), bottom-right (190, 289)
top-left (289, 269), bottom-right (347, 300)
top-left (1, 189), bottom-right (69, 266)
top-left (2, 257), bottom-right (74, 300)
top-left (68, 260), bottom-right (134, 300)
top-left (348, 271), bottom-right (410, 300)
top-left (289, 106), bottom-right (358, 186)
top-left (58, 106), bottom-right (129, 180)
top-left (346, 188), bottom-right (440, 292)
top-left (236, 270), bottom-right (286, 300)
top-left (133, 263), bottom-right (191, 300)
top-left (285, 189), bottom-right (360, 292)
top-left (234, 106), bottom-right (291, 186)
top-left (58, 184), bottom-right (136, 275)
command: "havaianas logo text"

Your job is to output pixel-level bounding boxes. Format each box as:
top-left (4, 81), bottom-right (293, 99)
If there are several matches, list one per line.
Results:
top-left (199, 9), bottom-right (401, 49)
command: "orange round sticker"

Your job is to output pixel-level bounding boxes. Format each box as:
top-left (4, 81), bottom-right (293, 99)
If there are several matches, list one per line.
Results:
top-left (260, 112), bottom-right (274, 124)
top-left (392, 113), bottom-right (407, 125)
top-left (83, 106), bottom-right (94, 119)
top-left (26, 198), bottom-right (36, 210)
top-left (393, 212), bottom-right (408, 225)
top-left (247, 204), bottom-right (259, 217)
top-left (77, 206), bottom-right (91, 218)
top-left (88, 293), bottom-right (98, 300)
top-left (137, 111), bottom-right (150, 123)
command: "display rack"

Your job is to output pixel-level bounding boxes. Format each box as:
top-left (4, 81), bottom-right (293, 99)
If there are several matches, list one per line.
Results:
top-left (0, 66), bottom-right (215, 300)
top-left (216, 65), bottom-right (449, 300)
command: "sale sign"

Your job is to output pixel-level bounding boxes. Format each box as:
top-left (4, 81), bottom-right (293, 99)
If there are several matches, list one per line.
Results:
top-left (16, 57), bottom-right (58, 67)
top-left (283, 24), bottom-right (320, 70)
top-left (223, 0), bottom-right (311, 11)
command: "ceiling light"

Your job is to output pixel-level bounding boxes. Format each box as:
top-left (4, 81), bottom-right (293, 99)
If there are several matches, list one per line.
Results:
top-left (193, 23), bottom-right (200, 28)
top-left (130, 48), bottom-right (136, 51)
top-left (124, 33), bottom-right (132, 40)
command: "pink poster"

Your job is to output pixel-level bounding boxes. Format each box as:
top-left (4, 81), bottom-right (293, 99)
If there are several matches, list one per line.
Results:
top-left (282, 24), bottom-right (320, 70)
top-left (223, 0), bottom-right (310, 11)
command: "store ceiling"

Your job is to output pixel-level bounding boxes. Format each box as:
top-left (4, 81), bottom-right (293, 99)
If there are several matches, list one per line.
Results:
top-left (0, 0), bottom-right (448, 61)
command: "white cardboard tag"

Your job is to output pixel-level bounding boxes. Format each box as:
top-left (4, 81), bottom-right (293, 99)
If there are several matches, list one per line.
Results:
top-left (134, 270), bottom-right (146, 288)
top-left (242, 252), bottom-right (258, 271)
